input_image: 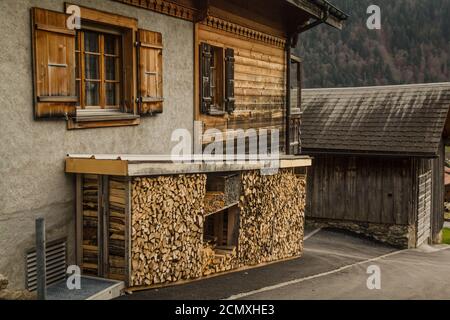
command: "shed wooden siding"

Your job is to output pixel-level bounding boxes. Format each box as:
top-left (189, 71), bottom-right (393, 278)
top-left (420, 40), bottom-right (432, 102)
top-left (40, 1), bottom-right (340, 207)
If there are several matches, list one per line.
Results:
top-left (197, 23), bottom-right (286, 148)
top-left (411, 142), bottom-right (445, 242)
top-left (306, 156), bottom-right (416, 225)
top-left (431, 141), bottom-right (445, 240)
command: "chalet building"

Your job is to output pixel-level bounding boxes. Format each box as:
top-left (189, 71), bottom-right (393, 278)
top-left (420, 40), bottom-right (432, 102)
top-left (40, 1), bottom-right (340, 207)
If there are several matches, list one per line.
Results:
top-left (301, 83), bottom-right (450, 248)
top-left (0, 0), bottom-right (347, 292)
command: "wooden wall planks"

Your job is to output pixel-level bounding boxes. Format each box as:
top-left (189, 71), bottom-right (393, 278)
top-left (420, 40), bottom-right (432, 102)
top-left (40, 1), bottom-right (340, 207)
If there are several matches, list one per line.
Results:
top-left (196, 23), bottom-right (286, 151)
top-left (306, 155), bottom-right (416, 225)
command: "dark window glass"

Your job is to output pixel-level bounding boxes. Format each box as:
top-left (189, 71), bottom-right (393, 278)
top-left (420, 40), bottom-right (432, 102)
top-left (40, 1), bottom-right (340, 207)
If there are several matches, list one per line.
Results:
top-left (104, 34), bottom-right (117, 55)
top-left (76, 80), bottom-right (80, 104)
top-left (85, 55), bottom-right (99, 80)
top-left (85, 82), bottom-right (100, 106)
top-left (84, 31), bottom-right (99, 53)
top-left (105, 57), bottom-right (116, 80)
top-left (105, 83), bottom-right (117, 106)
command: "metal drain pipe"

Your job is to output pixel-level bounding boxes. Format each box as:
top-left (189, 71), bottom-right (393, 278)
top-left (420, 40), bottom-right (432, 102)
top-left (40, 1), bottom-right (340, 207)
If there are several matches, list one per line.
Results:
top-left (36, 218), bottom-right (47, 300)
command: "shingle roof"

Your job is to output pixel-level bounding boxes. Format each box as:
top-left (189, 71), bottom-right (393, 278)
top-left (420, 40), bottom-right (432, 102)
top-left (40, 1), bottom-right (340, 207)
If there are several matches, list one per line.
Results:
top-left (301, 83), bottom-right (450, 156)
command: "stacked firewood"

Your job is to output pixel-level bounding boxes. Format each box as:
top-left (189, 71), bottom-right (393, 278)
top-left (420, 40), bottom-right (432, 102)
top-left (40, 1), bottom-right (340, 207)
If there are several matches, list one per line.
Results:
top-left (108, 178), bottom-right (127, 280)
top-left (130, 174), bottom-right (207, 286)
top-left (238, 169), bottom-right (306, 266)
top-left (202, 244), bottom-right (238, 276)
top-left (204, 192), bottom-right (226, 215)
top-left (82, 175), bottom-right (99, 275)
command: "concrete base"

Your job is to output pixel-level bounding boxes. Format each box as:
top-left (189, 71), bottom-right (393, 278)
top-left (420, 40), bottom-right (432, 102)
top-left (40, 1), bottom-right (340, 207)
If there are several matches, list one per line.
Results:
top-left (306, 218), bottom-right (415, 248)
top-left (46, 276), bottom-right (124, 300)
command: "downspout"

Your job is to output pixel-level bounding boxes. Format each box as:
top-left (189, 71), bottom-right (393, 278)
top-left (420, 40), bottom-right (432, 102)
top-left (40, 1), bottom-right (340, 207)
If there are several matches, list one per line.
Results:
top-left (285, 41), bottom-right (292, 154)
top-left (285, 3), bottom-right (331, 154)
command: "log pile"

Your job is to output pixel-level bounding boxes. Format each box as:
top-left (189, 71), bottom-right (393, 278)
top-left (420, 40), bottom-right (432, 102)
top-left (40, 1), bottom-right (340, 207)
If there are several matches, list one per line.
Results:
top-left (82, 175), bottom-right (99, 275)
top-left (99, 168), bottom-right (306, 288)
top-left (238, 169), bottom-right (306, 266)
top-left (130, 174), bottom-right (206, 286)
top-left (108, 178), bottom-right (127, 280)
top-left (204, 192), bottom-right (226, 215)
top-left (202, 245), bottom-right (238, 276)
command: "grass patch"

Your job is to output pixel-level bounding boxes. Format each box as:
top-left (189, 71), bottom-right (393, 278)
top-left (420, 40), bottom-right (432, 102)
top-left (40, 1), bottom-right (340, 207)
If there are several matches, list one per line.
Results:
top-left (443, 228), bottom-right (450, 245)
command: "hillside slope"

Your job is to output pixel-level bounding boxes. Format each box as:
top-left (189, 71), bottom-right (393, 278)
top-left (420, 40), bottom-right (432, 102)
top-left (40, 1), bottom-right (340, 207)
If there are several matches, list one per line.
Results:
top-left (295, 0), bottom-right (450, 88)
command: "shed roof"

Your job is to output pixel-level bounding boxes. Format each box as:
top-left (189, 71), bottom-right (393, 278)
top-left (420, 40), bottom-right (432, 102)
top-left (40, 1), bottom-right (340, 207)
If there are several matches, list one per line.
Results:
top-left (301, 83), bottom-right (450, 157)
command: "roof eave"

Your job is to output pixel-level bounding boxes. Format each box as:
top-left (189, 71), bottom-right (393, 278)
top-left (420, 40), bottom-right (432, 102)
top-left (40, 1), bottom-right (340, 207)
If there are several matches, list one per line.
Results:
top-left (301, 148), bottom-right (439, 159)
top-left (285, 0), bottom-right (348, 30)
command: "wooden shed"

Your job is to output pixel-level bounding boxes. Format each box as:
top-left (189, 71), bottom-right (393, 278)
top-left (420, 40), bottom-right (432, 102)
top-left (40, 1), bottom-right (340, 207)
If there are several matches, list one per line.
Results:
top-left (65, 155), bottom-right (310, 288)
top-left (301, 83), bottom-right (450, 248)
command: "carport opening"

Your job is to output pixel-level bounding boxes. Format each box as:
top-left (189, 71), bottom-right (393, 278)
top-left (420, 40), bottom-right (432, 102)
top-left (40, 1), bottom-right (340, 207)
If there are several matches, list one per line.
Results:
top-left (444, 145), bottom-right (450, 244)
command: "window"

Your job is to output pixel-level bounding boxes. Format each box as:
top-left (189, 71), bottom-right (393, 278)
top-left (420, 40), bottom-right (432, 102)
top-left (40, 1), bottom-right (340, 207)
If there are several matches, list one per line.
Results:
top-left (200, 43), bottom-right (235, 116)
top-left (31, 6), bottom-right (164, 129)
top-left (209, 46), bottom-right (224, 113)
top-left (287, 55), bottom-right (302, 155)
top-left (289, 56), bottom-right (301, 115)
top-left (76, 29), bottom-right (122, 110)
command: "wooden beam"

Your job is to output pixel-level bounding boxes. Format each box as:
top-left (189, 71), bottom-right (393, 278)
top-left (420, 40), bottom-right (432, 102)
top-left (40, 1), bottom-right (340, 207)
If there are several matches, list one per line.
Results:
top-left (113, 0), bottom-right (197, 22)
top-left (280, 157), bottom-right (312, 168)
top-left (75, 174), bottom-right (83, 267)
top-left (66, 158), bottom-right (128, 176)
top-left (67, 118), bottom-right (140, 130)
top-left (285, 0), bottom-right (344, 30)
top-left (124, 178), bottom-right (132, 287)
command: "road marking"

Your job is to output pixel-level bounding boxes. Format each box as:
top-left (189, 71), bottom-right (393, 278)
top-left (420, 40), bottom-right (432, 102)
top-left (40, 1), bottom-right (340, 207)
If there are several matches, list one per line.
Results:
top-left (304, 247), bottom-right (376, 261)
top-left (304, 228), bottom-right (322, 241)
top-left (224, 249), bottom-right (407, 300)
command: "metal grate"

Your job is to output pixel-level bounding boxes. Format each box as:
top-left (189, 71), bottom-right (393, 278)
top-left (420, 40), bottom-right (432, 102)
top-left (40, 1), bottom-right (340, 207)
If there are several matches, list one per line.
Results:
top-left (26, 239), bottom-right (67, 291)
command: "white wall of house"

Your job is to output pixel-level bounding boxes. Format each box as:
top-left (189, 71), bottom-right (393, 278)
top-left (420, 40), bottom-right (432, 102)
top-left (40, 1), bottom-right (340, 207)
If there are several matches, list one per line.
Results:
top-left (0, 0), bottom-right (194, 289)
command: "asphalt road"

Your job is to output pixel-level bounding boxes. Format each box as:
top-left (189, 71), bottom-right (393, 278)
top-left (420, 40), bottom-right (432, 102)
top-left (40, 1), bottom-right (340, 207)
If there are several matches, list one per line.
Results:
top-left (238, 244), bottom-right (450, 300)
top-left (118, 228), bottom-right (450, 300)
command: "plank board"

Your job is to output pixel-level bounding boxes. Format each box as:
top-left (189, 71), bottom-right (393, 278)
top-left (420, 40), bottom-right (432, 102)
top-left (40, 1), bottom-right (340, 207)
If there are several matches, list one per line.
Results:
top-left (416, 170), bottom-right (432, 246)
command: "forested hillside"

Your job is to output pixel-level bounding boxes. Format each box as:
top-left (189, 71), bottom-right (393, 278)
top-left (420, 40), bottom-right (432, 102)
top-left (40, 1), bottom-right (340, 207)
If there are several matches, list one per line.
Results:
top-left (295, 0), bottom-right (450, 88)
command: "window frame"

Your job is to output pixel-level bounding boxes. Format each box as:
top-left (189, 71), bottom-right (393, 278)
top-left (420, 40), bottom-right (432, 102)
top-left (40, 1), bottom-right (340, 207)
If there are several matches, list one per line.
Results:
top-left (65, 4), bottom-right (140, 129)
top-left (199, 42), bottom-right (235, 117)
top-left (209, 45), bottom-right (225, 114)
top-left (76, 26), bottom-right (123, 110)
top-left (200, 43), bottom-right (227, 116)
top-left (289, 55), bottom-right (302, 115)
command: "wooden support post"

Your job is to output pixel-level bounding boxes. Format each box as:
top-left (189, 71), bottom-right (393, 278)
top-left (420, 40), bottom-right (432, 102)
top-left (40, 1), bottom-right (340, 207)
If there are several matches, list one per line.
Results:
top-left (285, 42), bottom-right (291, 154)
top-left (75, 174), bottom-right (83, 267)
top-left (227, 206), bottom-right (239, 246)
top-left (102, 175), bottom-right (110, 277)
top-left (35, 218), bottom-right (46, 300)
top-left (97, 175), bottom-right (104, 277)
top-left (125, 177), bottom-right (132, 287)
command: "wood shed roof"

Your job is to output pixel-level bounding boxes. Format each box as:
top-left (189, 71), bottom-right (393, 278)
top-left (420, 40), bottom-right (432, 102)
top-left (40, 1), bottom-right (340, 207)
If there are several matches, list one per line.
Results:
top-left (65, 154), bottom-right (311, 176)
top-left (301, 83), bottom-right (450, 157)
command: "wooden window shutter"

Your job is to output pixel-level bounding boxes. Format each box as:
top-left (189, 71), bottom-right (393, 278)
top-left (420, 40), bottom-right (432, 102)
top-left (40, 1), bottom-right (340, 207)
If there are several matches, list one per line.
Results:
top-left (32, 8), bottom-right (77, 119)
top-left (225, 48), bottom-right (235, 114)
top-left (200, 43), bottom-right (212, 114)
top-left (122, 28), bottom-right (137, 115)
top-left (137, 29), bottom-right (163, 115)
